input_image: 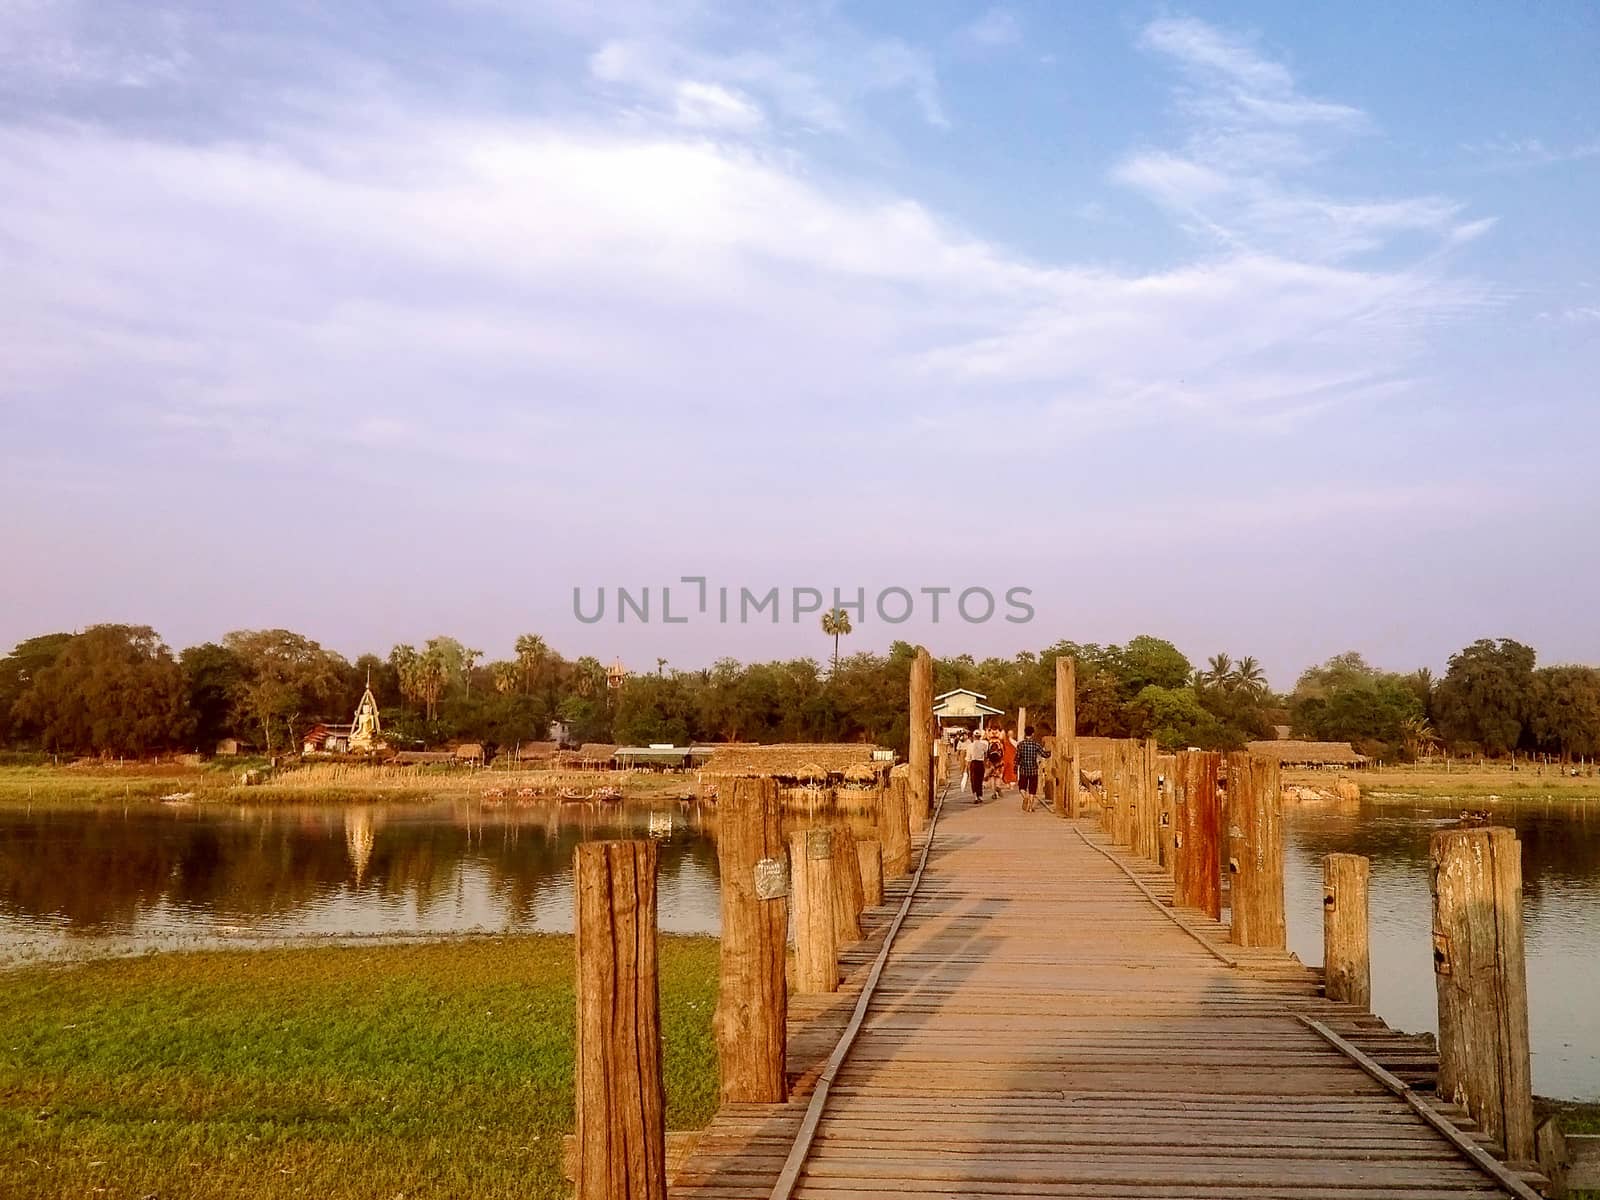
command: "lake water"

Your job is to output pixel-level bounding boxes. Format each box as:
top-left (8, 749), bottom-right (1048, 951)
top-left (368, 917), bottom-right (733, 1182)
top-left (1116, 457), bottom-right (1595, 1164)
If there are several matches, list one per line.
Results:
top-left (2, 795), bottom-right (1596, 1100)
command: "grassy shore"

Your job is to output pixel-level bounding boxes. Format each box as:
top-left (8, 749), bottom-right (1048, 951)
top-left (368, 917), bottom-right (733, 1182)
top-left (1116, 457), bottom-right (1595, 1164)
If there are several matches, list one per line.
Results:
top-left (0, 935), bottom-right (719, 1200)
top-left (0, 762), bottom-right (691, 806)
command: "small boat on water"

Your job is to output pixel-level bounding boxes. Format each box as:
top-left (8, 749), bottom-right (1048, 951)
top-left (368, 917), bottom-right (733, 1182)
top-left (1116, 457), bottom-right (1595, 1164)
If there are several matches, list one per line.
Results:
top-left (593, 786), bottom-right (623, 804)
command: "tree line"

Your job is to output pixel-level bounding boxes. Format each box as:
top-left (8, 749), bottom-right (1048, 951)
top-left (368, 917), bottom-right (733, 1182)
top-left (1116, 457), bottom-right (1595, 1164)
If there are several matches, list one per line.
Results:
top-left (0, 625), bottom-right (1595, 763)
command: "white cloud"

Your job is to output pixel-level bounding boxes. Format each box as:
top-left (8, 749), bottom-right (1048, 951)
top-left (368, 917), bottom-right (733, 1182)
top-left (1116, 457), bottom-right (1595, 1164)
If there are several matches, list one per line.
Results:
top-left (672, 80), bottom-right (764, 131)
top-left (1464, 136), bottom-right (1600, 170)
top-left (1121, 17), bottom-right (1489, 263)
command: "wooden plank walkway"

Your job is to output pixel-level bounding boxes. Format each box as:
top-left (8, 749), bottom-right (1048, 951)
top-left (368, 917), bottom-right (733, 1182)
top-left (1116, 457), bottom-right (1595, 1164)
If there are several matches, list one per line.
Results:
top-left (672, 790), bottom-right (1540, 1200)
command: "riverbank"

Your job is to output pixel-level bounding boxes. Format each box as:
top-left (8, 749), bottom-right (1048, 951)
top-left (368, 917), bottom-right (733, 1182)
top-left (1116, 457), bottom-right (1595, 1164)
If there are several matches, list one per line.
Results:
top-left (1284, 764), bottom-right (1600, 803)
top-left (0, 762), bottom-right (692, 806)
top-left (0, 934), bottom-right (719, 1200)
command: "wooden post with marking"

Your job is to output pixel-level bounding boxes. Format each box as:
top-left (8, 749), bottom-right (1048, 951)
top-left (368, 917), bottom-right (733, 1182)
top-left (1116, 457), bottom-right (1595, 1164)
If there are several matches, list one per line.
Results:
top-left (1323, 853), bottom-right (1371, 1010)
top-left (1054, 657), bottom-right (1076, 817)
top-left (909, 646), bottom-right (933, 835)
top-left (1430, 826), bottom-right (1534, 1163)
top-left (791, 827), bottom-right (839, 993)
top-left (714, 776), bottom-right (787, 1103)
top-left (857, 837), bottom-right (884, 908)
top-left (881, 773), bottom-right (911, 878)
top-left (575, 839), bottom-right (667, 1200)
top-left (1139, 738), bottom-right (1160, 862)
top-left (830, 823), bottom-right (865, 945)
top-left (1227, 753), bottom-right (1285, 949)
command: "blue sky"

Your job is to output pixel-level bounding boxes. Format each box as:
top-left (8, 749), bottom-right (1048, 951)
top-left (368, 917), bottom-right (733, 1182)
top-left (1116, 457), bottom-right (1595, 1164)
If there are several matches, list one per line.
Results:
top-left (1, 1), bottom-right (1596, 688)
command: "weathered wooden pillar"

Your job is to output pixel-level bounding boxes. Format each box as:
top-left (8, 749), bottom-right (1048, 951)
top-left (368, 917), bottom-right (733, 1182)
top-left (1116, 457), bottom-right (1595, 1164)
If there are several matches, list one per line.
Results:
top-left (1138, 738), bottom-right (1160, 862)
top-left (830, 823), bottom-right (865, 945)
top-left (1174, 752), bottom-right (1222, 919)
top-left (575, 840), bottom-right (667, 1200)
top-left (1114, 741), bottom-right (1136, 847)
top-left (1226, 753), bottom-right (1285, 949)
top-left (880, 774), bottom-right (911, 878)
top-left (714, 776), bottom-right (787, 1103)
top-left (1054, 657), bottom-right (1076, 817)
top-left (1431, 827), bottom-right (1534, 1162)
top-left (1158, 753), bottom-right (1177, 872)
top-left (1323, 853), bottom-right (1371, 1010)
top-left (909, 646), bottom-right (933, 833)
top-left (857, 837), bottom-right (883, 908)
top-left (791, 827), bottom-right (839, 993)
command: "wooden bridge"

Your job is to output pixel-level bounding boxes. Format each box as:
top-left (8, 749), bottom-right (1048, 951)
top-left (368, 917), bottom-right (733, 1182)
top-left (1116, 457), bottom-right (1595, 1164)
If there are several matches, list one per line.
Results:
top-left (665, 791), bottom-right (1544, 1200)
top-left (572, 651), bottom-right (1551, 1200)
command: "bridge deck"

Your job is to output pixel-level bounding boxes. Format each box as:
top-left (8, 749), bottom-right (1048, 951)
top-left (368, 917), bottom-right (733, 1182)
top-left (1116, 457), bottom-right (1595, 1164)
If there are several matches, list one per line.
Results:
top-left (673, 792), bottom-right (1532, 1200)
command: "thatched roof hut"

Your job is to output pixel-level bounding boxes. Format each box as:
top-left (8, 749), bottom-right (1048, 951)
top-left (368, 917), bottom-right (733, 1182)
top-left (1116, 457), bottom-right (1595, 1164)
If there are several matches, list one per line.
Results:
top-left (1247, 740), bottom-right (1368, 767)
top-left (701, 743), bottom-right (886, 783)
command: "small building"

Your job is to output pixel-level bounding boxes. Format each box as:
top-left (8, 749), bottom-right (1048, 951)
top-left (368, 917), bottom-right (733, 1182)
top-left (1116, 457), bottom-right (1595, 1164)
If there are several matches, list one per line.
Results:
top-left (576, 743), bottom-right (619, 769)
top-left (302, 723), bottom-right (353, 755)
top-left (454, 742), bottom-right (486, 765)
top-left (548, 719), bottom-right (571, 747)
top-left (932, 688), bottom-right (1005, 730)
top-left (214, 737), bottom-right (253, 757)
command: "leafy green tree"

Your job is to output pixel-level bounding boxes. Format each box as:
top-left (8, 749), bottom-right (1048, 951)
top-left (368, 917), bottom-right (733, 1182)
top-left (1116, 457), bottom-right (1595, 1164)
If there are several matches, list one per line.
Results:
top-left (13, 625), bottom-right (191, 755)
top-left (0, 632), bottom-right (73, 746)
top-left (1128, 685), bottom-right (1230, 750)
top-left (1434, 638), bottom-right (1537, 756)
top-left (224, 629), bottom-right (348, 752)
top-left (1290, 652), bottom-right (1422, 758)
top-left (1117, 636), bottom-right (1193, 694)
top-left (1528, 665), bottom-right (1600, 759)
top-left (180, 642), bottom-right (246, 751)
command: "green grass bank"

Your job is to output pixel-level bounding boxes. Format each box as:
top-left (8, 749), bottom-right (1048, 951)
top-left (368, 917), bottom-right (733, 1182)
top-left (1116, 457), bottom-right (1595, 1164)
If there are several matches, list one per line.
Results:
top-left (0, 935), bottom-right (720, 1199)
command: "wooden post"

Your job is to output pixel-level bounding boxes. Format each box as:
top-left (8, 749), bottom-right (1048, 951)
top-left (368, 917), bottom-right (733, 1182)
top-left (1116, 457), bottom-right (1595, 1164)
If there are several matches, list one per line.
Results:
top-left (909, 646), bottom-right (933, 834)
top-left (1173, 751), bottom-right (1221, 919)
top-left (575, 840), bottom-right (667, 1200)
top-left (830, 823), bottom-right (865, 945)
top-left (1054, 657), bottom-right (1076, 817)
top-left (1431, 827), bottom-right (1534, 1162)
top-left (1226, 753), bottom-right (1285, 949)
top-left (881, 774), bottom-right (911, 878)
top-left (857, 837), bottom-right (883, 908)
top-left (1322, 853), bottom-right (1371, 1010)
top-left (1158, 753), bottom-right (1176, 872)
top-left (714, 776), bottom-right (787, 1103)
top-left (791, 827), bottom-right (839, 994)
top-left (1138, 738), bottom-right (1160, 862)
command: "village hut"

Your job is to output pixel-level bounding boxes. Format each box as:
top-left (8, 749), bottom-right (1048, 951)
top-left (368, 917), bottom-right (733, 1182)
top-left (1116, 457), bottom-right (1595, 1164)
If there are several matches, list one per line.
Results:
top-left (1246, 740), bottom-right (1369, 769)
top-left (515, 741), bottom-right (561, 766)
top-left (453, 742), bottom-right (486, 765)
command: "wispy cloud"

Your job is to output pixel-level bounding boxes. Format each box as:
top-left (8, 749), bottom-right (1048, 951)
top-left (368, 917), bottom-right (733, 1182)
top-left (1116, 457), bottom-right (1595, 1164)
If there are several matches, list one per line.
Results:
top-left (1119, 17), bottom-right (1490, 262)
top-left (1464, 136), bottom-right (1600, 171)
top-left (963, 7), bottom-right (1023, 50)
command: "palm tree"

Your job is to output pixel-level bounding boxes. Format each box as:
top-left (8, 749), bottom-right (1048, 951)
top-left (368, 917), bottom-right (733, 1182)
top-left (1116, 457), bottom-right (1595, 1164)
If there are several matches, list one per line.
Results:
top-left (514, 634), bottom-right (547, 695)
top-left (1402, 715), bottom-right (1439, 762)
top-left (491, 662), bottom-right (518, 695)
top-left (656, 657), bottom-right (667, 677)
top-left (1230, 656), bottom-right (1267, 700)
top-left (1203, 653), bottom-right (1234, 691)
top-left (821, 608), bottom-right (853, 674)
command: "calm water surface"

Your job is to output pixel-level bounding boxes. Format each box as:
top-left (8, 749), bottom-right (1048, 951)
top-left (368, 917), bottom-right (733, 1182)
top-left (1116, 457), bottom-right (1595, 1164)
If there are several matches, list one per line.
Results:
top-left (3, 796), bottom-right (1596, 1099)
top-left (1285, 799), bottom-right (1600, 1102)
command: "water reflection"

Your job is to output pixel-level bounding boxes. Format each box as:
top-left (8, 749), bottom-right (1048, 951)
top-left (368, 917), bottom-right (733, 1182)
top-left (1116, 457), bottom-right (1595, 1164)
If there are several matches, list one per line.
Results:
top-left (1284, 799), bottom-right (1600, 1102)
top-left (0, 800), bottom-right (725, 963)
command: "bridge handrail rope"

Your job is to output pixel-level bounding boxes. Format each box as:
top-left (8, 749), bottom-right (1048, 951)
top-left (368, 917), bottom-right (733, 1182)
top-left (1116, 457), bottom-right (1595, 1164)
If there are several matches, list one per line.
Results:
top-left (766, 775), bottom-right (953, 1200)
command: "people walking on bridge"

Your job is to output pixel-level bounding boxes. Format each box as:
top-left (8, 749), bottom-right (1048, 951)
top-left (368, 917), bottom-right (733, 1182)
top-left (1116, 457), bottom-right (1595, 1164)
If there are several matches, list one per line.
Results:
top-left (1015, 726), bottom-right (1050, 812)
top-left (965, 729), bottom-right (990, 802)
top-left (1001, 729), bottom-right (1017, 788)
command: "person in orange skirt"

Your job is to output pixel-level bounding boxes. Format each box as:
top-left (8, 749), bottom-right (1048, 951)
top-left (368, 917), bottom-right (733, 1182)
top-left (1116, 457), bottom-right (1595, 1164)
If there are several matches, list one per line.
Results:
top-left (1001, 728), bottom-right (1017, 789)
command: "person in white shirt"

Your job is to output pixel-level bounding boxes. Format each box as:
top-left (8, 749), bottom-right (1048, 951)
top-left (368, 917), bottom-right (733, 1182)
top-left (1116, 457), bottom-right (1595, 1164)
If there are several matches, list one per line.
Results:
top-left (966, 729), bottom-right (990, 802)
